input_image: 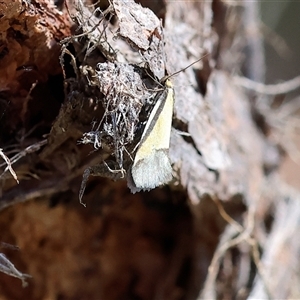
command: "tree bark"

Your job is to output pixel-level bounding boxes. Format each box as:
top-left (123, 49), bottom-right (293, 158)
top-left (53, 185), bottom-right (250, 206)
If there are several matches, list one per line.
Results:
top-left (0, 0), bottom-right (298, 299)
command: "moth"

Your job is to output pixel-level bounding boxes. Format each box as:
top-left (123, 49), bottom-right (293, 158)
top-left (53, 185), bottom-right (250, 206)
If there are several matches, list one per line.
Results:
top-left (128, 55), bottom-right (207, 192)
top-left (128, 78), bottom-right (174, 193)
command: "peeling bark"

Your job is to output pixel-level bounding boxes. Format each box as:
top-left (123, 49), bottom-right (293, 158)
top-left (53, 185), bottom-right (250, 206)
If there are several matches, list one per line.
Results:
top-left (0, 0), bottom-right (299, 299)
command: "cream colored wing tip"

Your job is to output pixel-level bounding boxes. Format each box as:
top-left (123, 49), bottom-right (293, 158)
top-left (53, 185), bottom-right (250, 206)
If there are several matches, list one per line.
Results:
top-left (127, 150), bottom-right (173, 193)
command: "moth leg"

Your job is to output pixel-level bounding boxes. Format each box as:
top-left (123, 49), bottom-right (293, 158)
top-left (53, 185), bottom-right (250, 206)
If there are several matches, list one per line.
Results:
top-left (79, 161), bottom-right (126, 206)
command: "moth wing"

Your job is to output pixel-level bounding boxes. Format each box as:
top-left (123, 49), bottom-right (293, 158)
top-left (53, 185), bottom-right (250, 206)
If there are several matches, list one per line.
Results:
top-left (128, 80), bottom-right (174, 192)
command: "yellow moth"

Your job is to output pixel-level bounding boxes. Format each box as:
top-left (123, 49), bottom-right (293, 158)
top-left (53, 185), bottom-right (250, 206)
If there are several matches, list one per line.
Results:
top-left (128, 79), bottom-right (174, 192)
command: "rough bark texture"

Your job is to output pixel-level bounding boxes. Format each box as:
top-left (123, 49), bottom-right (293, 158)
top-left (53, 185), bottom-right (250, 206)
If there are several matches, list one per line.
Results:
top-left (0, 0), bottom-right (299, 299)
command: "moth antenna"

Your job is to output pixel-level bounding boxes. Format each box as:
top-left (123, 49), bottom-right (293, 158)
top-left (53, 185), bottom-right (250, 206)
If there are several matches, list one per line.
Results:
top-left (162, 53), bottom-right (209, 82)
